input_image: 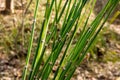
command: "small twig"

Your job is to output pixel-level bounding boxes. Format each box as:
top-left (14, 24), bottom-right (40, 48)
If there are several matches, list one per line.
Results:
top-left (24, 0), bottom-right (33, 15)
top-left (21, 0), bottom-right (33, 46)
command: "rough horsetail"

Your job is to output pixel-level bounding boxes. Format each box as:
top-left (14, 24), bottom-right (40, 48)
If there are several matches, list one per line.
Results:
top-left (22, 0), bottom-right (120, 80)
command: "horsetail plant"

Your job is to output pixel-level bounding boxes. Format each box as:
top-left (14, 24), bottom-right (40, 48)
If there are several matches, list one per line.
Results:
top-left (22, 0), bottom-right (119, 80)
top-left (22, 0), bottom-right (40, 79)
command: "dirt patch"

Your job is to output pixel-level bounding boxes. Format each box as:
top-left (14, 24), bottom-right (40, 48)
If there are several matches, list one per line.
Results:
top-left (0, 53), bottom-right (120, 80)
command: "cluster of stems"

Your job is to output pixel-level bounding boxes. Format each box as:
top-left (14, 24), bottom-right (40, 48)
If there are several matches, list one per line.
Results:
top-left (22, 0), bottom-right (119, 80)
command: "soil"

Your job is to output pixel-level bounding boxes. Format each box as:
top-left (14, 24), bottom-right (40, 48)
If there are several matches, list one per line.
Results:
top-left (0, 53), bottom-right (120, 80)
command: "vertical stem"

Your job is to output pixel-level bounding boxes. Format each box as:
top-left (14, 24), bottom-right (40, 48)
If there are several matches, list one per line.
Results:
top-left (22, 0), bottom-right (40, 80)
top-left (28, 0), bottom-right (55, 79)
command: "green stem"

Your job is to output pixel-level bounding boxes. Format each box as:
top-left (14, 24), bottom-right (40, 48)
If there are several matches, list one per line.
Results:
top-left (22, 0), bottom-right (40, 80)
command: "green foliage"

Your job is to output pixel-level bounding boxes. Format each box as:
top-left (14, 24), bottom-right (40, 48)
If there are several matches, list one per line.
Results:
top-left (22, 0), bottom-right (119, 80)
top-left (89, 24), bottom-right (120, 62)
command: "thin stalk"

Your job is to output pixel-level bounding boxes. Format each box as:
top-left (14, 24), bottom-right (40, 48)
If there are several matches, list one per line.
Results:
top-left (22, 0), bottom-right (40, 80)
top-left (54, 1), bottom-right (89, 79)
top-left (37, 0), bottom-right (76, 79)
top-left (61, 0), bottom-right (119, 79)
top-left (61, 0), bottom-right (87, 38)
top-left (53, 1), bottom-right (73, 79)
top-left (57, 0), bottom-right (112, 79)
top-left (36, 0), bottom-right (71, 78)
top-left (54, 20), bottom-right (78, 80)
top-left (28, 0), bottom-right (55, 79)
top-left (69, 0), bottom-right (109, 61)
top-left (36, 0), bottom-right (68, 78)
top-left (52, 0), bottom-right (71, 51)
top-left (77, 0), bottom-right (119, 68)
top-left (55, 0), bottom-right (58, 20)
top-left (41, 36), bottom-right (67, 80)
top-left (23, 0), bottom-right (119, 80)
top-left (60, 0), bottom-right (77, 35)
top-left (65, 3), bottom-right (118, 79)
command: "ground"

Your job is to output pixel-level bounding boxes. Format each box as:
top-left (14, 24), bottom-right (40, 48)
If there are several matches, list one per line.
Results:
top-left (0, 52), bottom-right (120, 80)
